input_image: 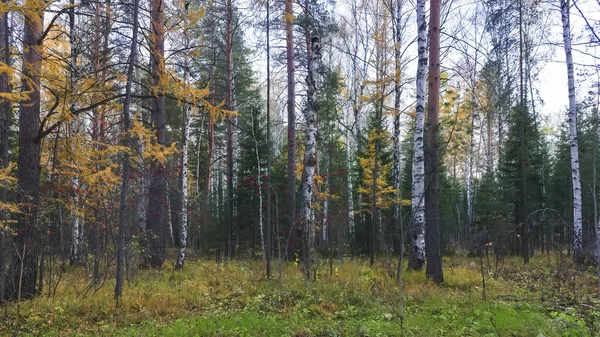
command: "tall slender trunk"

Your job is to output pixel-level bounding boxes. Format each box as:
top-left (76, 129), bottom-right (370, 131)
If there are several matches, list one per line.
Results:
top-left (519, 0), bottom-right (529, 264)
top-left (299, 35), bottom-right (321, 278)
top-left (0, 0), bottom-right (10, 302)
top-left (391, 0), bottom-right (403, 255)
top-left (408, 0), bottom-right (426, 271)
top-left (225, 0), bottom-right (236, 258)
top-left (177, 1), bottom-right (191, 269)
top-left (465, 105), bottom-right (475, 243)
top-left (265, 0), bottom-right (272, 277)
top-left (560, 0), bottom-right (583, 264)
top-left (147, 0), bottom-right (167, 268)
top-left (594, 82), bottom-right (600, 298)
top-left (425, 0), bottom-right (443, 284)
top-left (115, 0), bottom-right (139, 300)
top-left (285, 0), bottom-right (297, 260)
top-left (69, 0), bottom-right (83, 266)
top-left (250, 113), bottom-right (265, 256)
top-left (6, 0), bottom-right (45, 301)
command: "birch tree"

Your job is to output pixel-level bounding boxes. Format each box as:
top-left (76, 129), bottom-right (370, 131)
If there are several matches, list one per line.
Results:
top-left (408, 0), bottom-right (426, 271)
top-left (176, 0), bottom-right (192, 270)
top-left (560, 0), bottom-right (583, 264)
top-left (299, 35), bottom-right (321, 278)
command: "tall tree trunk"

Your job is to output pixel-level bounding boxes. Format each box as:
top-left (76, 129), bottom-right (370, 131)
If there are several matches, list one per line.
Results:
top-left (115, 0), bottom-right (139, 300)
top-left (177, 1), bottom-right (191, 269)
top-left (408, 0), bottom-right (426, 271)
top-left (465, 107), bottom-right (475, 244)
top-left (6, 0), bottom-right (45, 301)
top-left (518, 0), bottom-right (529, 265)
top-left (147, 0), bottom-right (167, 268)
top-left (225, 0), bottom-right (236, 258)
top-left (560, 0), bottom-right (583, 265)
top-left (250, 113), bottom-right (265, 256)
top-left (425, 0), bottom-right (443, 284)
top-left (391, 0), bottom-right (403, 256)
top-left (0, 0), bottom-right (10, 302)
top-left (299, 35), bottom-right (321, 278)
top-left (285, 0), bottom-right (297, 260)
top-left (265, 0), bottom-right (272, 277)
top-left (69, 0), bottom-right (83, 266)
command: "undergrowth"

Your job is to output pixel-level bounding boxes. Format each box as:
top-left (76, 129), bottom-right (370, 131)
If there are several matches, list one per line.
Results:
top-left (0, 253), bottom-right (598, 336)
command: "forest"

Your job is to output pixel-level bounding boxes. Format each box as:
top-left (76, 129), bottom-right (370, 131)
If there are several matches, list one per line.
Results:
top-left (0, 0), bottom-right (600, 335)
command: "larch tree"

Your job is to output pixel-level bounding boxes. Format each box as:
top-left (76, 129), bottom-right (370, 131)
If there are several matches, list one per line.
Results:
top-left (116, 0), bottom-right (140, 301)
top-left (147, 0), bottom-right (167, 268)
top-left (6, 0), bottom-right (45, 301)
top-left (408, 0), bottom-right (426, 271)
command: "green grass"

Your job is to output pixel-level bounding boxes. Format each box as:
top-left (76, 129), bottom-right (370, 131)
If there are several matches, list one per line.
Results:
top-left (1, 253), bottom-right (598, 336)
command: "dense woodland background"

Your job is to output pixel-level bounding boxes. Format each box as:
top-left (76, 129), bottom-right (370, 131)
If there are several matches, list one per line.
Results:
top-left (0, 0), bottom-right (599, 309)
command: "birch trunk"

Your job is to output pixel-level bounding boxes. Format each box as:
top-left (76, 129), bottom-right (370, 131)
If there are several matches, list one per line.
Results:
top-left (250, 113), bottom-right (265, 256)
top-left (560, 0), bottom-right (583, 264)
top-left (465, 110), bottom-right (475, 243)
top-left (408, 0), bottom-right (426, 271)
top-left (299, 36), bottom-right (321, 278)
top-left (345, 113), bottom-right (355, 239)
top-left (68, 1), bottom-right (83, 265)
top-left (177, 2), bottom-right (191, 268)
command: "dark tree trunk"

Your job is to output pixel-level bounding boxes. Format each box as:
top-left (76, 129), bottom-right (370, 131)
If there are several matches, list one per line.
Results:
top-left (6, 0), bottom-right (44, 301)
top-left (265, 0), bottom-right (272, 278)
top-left (226, 0), bottom-right (235, 258)
top-left (519, 0), bottom-right (529, 265)
top-left (115, 0), bottom-right (139, 301)
top-left (0, 0), bottom-right (10, 303)
top-left (425, 0), bottom-right (443, 284)
top-left (285, 0), bottom-right (297, 260)
top-left (146, 0), bottom-right (167, 268)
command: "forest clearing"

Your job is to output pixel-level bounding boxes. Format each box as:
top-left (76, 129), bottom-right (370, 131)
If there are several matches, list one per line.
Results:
top-left (0, 253), bottom-right (598, 336)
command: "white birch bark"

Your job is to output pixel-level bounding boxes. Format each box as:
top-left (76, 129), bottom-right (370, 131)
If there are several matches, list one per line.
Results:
top-left (346, 116), bottom-right (355, 237)
top-left (409, 0), bottom-right (426, 269)
top-left (177, 1), bottom-right (191, 268)
top-left (250, 113), bottom-right (265, 256)
top-left (299, 36), bottom-right (321, 270)
top-left (560, 0), bottom-right (583, 261)
top-left (465, 108), bottom-right (475, 240)
top-left (71, 178), bottom-right (81, 264)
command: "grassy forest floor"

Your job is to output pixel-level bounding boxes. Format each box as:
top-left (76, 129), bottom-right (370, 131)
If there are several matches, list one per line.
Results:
top-left (1, 252), bottom-right (599, 336)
